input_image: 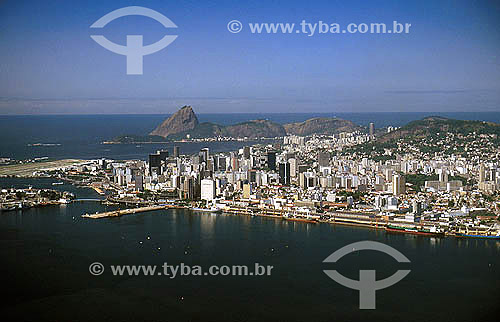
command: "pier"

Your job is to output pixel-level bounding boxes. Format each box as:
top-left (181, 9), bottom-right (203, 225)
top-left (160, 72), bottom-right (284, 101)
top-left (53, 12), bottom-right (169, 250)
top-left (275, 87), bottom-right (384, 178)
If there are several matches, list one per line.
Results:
top-left (91, 186), bottom-right (105, 195)
top-left (82, 205), bottom-right (168, 219)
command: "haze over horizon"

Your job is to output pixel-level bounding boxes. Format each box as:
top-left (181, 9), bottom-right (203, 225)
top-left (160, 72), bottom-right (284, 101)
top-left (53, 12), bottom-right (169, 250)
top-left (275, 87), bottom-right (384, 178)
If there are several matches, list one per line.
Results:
top-left (1, 0), bottom-right (499, 114)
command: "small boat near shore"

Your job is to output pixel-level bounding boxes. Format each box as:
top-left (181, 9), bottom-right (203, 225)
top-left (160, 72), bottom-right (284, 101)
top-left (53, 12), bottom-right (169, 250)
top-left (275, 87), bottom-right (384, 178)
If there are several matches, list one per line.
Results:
top-left (191, 206), bottom-right (222, 213)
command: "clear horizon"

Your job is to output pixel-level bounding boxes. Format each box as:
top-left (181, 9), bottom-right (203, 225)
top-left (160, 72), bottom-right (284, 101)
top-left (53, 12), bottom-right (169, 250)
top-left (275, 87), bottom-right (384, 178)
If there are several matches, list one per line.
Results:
top-left (4, 109), bottom-right (500, 116)
top-left (1, 0), bottom-right (499, 114)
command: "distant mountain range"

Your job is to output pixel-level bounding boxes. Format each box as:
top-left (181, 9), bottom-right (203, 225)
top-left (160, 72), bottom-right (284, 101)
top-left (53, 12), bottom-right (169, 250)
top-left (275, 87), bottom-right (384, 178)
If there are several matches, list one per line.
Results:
top-left (283, 117), bottom-right (364, 136)
top-left (109, 108), bottom-right (500, 144)
top-left (342, 115), bottom-right (500, 161)
top-left (112, 106), bottom-right (363, 142)
top-left (377, 116), bottom-right (500, 143)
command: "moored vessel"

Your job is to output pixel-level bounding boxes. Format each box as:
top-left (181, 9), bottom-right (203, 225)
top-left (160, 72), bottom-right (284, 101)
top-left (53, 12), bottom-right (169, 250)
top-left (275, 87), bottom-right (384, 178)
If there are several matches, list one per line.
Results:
top-left (455, 233), bottom-right (500, 239)
top-left (455, 226), bottom-right (500, 239)
top-left (191, 206), bottom-right (222, 213)
top-left (385, 224), bottom-right (445, 236)
top-left (283, 213), bottom-right (318, 223)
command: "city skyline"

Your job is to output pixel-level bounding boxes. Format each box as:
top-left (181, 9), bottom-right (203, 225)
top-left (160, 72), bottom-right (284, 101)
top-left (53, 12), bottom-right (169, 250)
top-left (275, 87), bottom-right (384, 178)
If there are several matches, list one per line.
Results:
top-left (1, 1), bottom-right (500, 321)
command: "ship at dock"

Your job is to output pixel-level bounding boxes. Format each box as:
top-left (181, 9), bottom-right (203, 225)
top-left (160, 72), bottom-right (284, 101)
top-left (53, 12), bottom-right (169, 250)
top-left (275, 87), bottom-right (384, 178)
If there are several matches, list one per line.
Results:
top-left (455, 232), bottom-right (500, 239)
top-left (385, 223), bottom-right (445, 237)
top-left (455, 225), bottom-right (500, 239)
top-left (283, 212), bottom-right (318, 223)
top-left (191, 206), bottom-right (222, 213)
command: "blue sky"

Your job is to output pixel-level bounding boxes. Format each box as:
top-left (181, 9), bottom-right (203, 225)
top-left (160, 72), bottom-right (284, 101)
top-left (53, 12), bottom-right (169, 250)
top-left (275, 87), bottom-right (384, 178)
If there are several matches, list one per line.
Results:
top-left (0, 0), bottom-right (499, 114)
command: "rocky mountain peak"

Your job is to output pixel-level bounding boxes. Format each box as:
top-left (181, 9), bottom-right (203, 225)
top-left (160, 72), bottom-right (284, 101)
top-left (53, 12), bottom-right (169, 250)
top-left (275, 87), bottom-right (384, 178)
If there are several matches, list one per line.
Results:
top-left (150, 105), bottom-right (199, 137)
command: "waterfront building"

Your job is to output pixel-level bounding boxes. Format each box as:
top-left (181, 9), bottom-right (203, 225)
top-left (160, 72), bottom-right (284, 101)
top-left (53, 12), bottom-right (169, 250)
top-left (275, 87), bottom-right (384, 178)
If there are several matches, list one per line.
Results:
top-left (201, 178), bottom-right (216, 201)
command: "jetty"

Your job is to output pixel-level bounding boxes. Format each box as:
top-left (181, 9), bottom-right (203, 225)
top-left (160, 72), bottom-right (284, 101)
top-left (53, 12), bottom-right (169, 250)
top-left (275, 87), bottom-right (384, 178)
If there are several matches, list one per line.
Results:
top-left (82, 205), bottom-right (168, 219)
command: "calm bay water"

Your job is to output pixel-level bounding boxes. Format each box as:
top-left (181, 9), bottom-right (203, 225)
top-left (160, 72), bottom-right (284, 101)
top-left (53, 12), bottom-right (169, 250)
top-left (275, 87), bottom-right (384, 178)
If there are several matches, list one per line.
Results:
top-left (1, 112), bottom-right (500, 160)
top-left (1, 178), bottom-right (499, 321)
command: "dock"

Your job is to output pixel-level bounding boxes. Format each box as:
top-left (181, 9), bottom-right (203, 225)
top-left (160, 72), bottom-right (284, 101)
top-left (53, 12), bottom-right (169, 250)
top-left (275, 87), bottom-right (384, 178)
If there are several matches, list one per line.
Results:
top-left (91, 186), bottom-right (105, 195)
top-left (82, 205), bottom-right (168, 219)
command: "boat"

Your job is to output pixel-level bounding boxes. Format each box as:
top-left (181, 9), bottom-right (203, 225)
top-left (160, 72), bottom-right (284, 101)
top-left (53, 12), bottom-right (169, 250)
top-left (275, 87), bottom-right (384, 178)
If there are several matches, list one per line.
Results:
top-left (455, 226), bottom-right (500, 239)
top-left (284, 217), bottom-right (318, 223)
top-left (283, 213), bottom-right (318, 224)
top-left (455, 233), bottom-right (500, 239)
top-left (191, 206), bottom-right (222, 213)
top-left (385, 224), bottom-right (445, 236)
top-left (52, 182), bottom-right (64, 185)
top-left (1, 206), bottom-right (18, 212)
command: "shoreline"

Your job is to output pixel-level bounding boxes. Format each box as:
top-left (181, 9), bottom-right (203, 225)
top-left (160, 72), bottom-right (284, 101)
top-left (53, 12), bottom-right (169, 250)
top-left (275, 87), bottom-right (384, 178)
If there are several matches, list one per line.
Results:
top-left (2, 195), bottom-right (498, 239)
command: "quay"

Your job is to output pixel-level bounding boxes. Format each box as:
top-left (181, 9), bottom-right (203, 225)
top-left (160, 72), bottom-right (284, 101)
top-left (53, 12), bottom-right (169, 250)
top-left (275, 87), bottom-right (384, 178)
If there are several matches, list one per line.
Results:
top-left (82, 205), bottom-right (168, 219)
top-left (91, 186), bottom-right (105, 195)
top-left (79, 202), bottom-right (499, 238)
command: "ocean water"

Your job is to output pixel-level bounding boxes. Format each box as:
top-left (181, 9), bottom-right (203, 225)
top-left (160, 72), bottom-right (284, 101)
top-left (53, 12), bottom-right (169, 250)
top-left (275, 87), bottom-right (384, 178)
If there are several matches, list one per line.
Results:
top-left (0, 179), bottom-right (499, 322)
top-left (1, 112), bottom-right (500, 160)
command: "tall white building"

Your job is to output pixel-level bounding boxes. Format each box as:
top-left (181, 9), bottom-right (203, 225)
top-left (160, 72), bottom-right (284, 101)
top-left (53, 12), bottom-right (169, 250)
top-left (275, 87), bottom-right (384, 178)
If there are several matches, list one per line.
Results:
top-left (387, 196), bottom-right (399, 210)
top-left (392, 174), bottom-right (406, 196)
top-left (439, 170), bottom-right (448, 182)
top-left (289, 158), bottom-right (297, 177)
top-left (479, 164), bottom-right (486, 183)
top-left (201, 178), bottom-right (216, 200)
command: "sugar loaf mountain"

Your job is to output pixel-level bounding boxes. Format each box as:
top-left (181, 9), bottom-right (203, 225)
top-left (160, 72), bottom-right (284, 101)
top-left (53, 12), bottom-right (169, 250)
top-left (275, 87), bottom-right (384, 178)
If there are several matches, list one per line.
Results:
top-left (112, 106), bottom-right (362, 142)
